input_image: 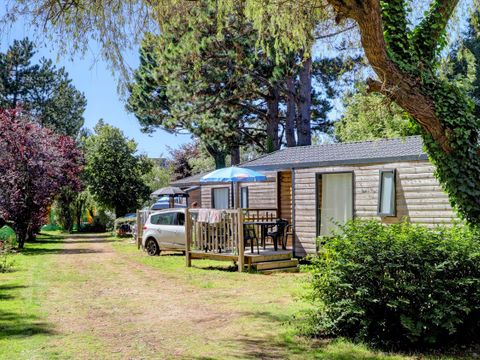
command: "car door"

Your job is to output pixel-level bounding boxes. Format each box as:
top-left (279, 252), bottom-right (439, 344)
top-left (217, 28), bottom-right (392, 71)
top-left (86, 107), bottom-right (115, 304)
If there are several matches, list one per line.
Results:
top-left (153, 212), bottom-right (178, 248)
top-left (171, 211), bottom-right (186, 246)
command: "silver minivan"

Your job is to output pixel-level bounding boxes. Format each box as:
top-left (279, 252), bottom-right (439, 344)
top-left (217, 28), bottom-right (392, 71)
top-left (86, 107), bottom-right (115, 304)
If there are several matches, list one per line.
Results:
top-left (142, 209), bottom-right (186, 256)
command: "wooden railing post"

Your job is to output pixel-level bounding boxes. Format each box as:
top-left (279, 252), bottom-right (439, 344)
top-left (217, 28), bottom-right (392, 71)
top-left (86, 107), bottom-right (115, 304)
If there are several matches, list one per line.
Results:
top-left (237, 209), bottom-right (244, 272)
top-left (185, 209), bottom-right (192, 267)
top-left (136, 210), bottom-right (141, 249)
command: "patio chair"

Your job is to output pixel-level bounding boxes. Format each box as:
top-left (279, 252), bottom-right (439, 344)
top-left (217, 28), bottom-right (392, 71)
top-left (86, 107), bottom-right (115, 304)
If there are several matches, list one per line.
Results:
top-left (265, 219), bottom-right (288, 251)
top-left (244, 225), bottom-right (260, 254)
top-left (285, 224), bottom-right (294, 249)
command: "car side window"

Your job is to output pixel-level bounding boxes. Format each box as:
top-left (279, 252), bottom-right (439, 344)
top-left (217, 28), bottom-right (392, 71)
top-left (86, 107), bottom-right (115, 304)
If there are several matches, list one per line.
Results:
top-left (150, 213), bottom-right (175, 225)
top-left (176, 212), bottom-right (185, 226)
top-left (150, 214), bottom-right (160, 225)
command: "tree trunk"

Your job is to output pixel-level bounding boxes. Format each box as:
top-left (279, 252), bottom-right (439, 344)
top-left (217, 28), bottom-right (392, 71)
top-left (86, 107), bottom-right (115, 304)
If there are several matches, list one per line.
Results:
top-left (115, 205), bottom-right (129, 219)
top-left (76, 212), bottom-right (82, 232)
top-left (266, 86), bottom-right (281, 152)
top-left (230, 146), bottom-right (240, 166)
top-left (26, 228), bottom-right (37, 243)
top-left (285, 76), bottom-right (297, 147)
top-left (297, 56), bottom-right (312, 146)
top-left (15, 227), bottom-right (26, 249)
top-left (206, 145), bottom-right (226, 169)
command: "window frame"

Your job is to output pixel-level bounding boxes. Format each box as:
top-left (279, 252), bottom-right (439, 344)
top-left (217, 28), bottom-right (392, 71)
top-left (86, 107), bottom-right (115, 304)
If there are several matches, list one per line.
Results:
top-left (211, 187), bottom-right (230, 209)
top-left (377, 169), bottom-right (397, 217)
top-left (240, 186), bottom-right (249, 208)
top-left (315, 171), bottom-right (355, 237)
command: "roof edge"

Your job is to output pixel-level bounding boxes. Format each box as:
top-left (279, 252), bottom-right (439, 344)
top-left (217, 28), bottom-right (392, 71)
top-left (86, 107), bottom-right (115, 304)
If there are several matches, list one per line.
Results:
top-left (243, 154), bottom-right (429, 172)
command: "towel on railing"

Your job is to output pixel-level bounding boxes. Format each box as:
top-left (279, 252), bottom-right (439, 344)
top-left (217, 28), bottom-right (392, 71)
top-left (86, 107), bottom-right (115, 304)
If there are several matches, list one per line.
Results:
top-left (209, 210), bottom-right (222, 224)
top-left (198, 209), bottom-right (210, 223)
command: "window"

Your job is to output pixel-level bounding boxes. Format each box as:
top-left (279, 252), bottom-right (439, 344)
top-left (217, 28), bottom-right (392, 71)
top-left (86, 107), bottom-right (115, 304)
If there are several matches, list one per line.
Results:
top-left (318, 172), bottom-right (353, 236)
top-left (240, 187), bottom-right (249, 208)
top-left (212, 187), bottom-right (229, 209)
top-left (176, 212), bottom-right (185, 226)
top-left (378, 170), bottom-right (396, 216)
top-left (150, 212), bottom-right (176, 225)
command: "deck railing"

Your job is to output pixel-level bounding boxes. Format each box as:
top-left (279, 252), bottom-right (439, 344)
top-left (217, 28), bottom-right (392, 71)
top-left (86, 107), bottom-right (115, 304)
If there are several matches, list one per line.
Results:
top-left (185, 208), bottom-right (245, 271)
top-left (243, 208), bottom-right (278, 222)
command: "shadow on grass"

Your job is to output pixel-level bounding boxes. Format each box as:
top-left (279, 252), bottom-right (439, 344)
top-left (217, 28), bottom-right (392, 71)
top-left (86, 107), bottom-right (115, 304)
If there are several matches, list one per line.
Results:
top-left (0, 285), bottom-right (27, 300)
top-left (34, 238), bottom-right (118, 245)
top-left (218, 310), bottom-right (478, 360)
top-left (0, 285), bottom-right (55, 339)
top-left (192, 264), bottom-right (238, 272)
top-left (0, 311), bottom-right (55, 339)
top-left (20, 247), bottom-right (103, 256)
top-left (18, 232), bottom-right (117, 255)
top-left (186, 309), bottom-right (407, 360)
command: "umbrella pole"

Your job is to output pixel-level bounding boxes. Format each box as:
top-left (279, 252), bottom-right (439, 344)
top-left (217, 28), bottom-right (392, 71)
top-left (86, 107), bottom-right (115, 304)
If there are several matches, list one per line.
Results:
top-left (231, 182), bottom-right (234, 209)
top-left (235, 182), bottom-right (240, 209)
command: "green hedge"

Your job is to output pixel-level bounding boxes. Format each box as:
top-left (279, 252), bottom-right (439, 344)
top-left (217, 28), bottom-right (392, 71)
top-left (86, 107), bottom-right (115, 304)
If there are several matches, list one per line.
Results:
top-left (304, 220), bottom-right (480, 349)
top-left (0, 226), bottom-right (15, 242)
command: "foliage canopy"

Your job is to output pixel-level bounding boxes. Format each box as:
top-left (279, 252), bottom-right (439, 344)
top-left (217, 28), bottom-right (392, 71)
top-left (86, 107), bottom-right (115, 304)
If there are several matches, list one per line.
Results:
top-left (0, 38), bottom-right (86, 137)
top-left (83, 121), bottom-right (152, 218)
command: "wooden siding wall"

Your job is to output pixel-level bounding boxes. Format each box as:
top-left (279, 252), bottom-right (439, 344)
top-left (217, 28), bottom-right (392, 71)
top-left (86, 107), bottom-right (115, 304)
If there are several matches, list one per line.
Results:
top-left (293, 160), bottom-right (456, 256)
top-left (187, 188), bottom-right (201, 207)
top-left (240, 175), bottom-right (277, 209)
top-left (200, 172), bottom-right (277, 208)
top-left (201, 184), bottom-right (232, 208)
top-left (278, 171), bottom-right (293, 222)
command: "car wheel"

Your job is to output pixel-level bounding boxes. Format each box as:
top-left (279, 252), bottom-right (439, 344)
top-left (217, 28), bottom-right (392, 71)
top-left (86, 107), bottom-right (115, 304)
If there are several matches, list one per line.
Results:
top-left (145, 238), bottom-right (160, 256)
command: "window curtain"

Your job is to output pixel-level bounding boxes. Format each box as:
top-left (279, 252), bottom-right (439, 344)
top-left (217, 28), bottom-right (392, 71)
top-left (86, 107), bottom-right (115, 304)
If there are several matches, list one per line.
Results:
top-left (240, 187), bottom-right (248, 208)
top-left (320, 173), bottom-right (353, 236)
top-left (213, 188), bottom-right (229, 209)
top-left (380, 172), bottom-right (395, 215)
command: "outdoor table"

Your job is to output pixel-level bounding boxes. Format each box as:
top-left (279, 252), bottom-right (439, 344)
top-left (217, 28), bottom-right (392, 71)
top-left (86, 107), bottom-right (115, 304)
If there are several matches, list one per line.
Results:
top-left (243, 220), bottom-right (279, 252)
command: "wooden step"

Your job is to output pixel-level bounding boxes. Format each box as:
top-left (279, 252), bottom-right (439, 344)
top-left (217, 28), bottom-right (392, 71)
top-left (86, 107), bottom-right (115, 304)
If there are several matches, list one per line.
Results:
top-left (246, 252), bottom-right (292, 263)
top-left (253, 259), bottom-right (299, 271)
top-left (259, 266), bottom-right (300, 274)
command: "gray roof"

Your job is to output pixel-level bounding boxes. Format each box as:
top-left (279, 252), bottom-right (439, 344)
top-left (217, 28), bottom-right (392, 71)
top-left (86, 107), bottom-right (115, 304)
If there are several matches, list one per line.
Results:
top-left (171, 136), bottom-right (428, 185)
top-left (241, 136), bottom-right (427, 171)
top-left (171, 172), bottom-right (208, 187)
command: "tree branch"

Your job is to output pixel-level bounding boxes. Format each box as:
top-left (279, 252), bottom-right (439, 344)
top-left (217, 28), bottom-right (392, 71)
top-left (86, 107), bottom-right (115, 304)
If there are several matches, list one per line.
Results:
top-left (412, 0), bottom-right (460, 61)
top-left (326, 0), bottom-right (453, 153)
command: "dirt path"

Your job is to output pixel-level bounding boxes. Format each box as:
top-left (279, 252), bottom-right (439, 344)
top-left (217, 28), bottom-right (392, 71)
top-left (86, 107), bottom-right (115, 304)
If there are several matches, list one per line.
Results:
top-left (44, 234), bottom-right (296, 360)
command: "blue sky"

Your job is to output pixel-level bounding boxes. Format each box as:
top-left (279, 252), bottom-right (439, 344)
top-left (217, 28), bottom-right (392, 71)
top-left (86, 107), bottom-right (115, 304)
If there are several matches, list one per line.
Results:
top-left (0, 10), bottom-right (192, 159)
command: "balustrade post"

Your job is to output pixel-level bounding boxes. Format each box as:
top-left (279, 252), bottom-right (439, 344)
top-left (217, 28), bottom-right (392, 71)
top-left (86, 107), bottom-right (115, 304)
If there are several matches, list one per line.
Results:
top-left (185, 209), bottom-right (192, 267)
top-left (237, 209), bottom-right (245, 272)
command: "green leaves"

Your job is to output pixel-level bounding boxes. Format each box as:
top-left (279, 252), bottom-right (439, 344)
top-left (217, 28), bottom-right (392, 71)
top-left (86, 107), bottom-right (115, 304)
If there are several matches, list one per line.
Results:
top-left (83, 121), bottom-right (152, 217)
top-left (0, 38), bottom-right (86, 137)
top-left (305, 220), bottom-right (480, 349)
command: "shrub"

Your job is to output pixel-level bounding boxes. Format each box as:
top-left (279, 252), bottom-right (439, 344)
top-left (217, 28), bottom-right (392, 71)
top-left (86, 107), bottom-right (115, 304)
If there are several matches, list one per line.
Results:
top-left (0, 225), bottom-right (15, 272)
top-left (304, 220), bottom-right (480, 349)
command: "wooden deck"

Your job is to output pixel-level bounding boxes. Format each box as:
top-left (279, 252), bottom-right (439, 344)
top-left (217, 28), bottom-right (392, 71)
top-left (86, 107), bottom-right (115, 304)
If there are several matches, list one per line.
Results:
top-left (184, 208), bottom-right (298, 272)
top-left (189, 247), bottom-right (292, 262)
top-left (189, 247), bottom-right (295, 271)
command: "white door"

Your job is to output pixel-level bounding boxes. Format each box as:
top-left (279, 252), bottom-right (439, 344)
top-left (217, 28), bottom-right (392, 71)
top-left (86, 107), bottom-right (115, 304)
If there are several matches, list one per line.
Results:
top-left (320, 173), bottom-right (353, 236)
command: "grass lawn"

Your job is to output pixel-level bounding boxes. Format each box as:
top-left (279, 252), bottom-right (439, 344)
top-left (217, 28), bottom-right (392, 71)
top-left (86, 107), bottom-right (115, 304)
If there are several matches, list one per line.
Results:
top-left (0, 231), bottom-right (65, 359)
top-left (0, 232), bottom-right (472, 359)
